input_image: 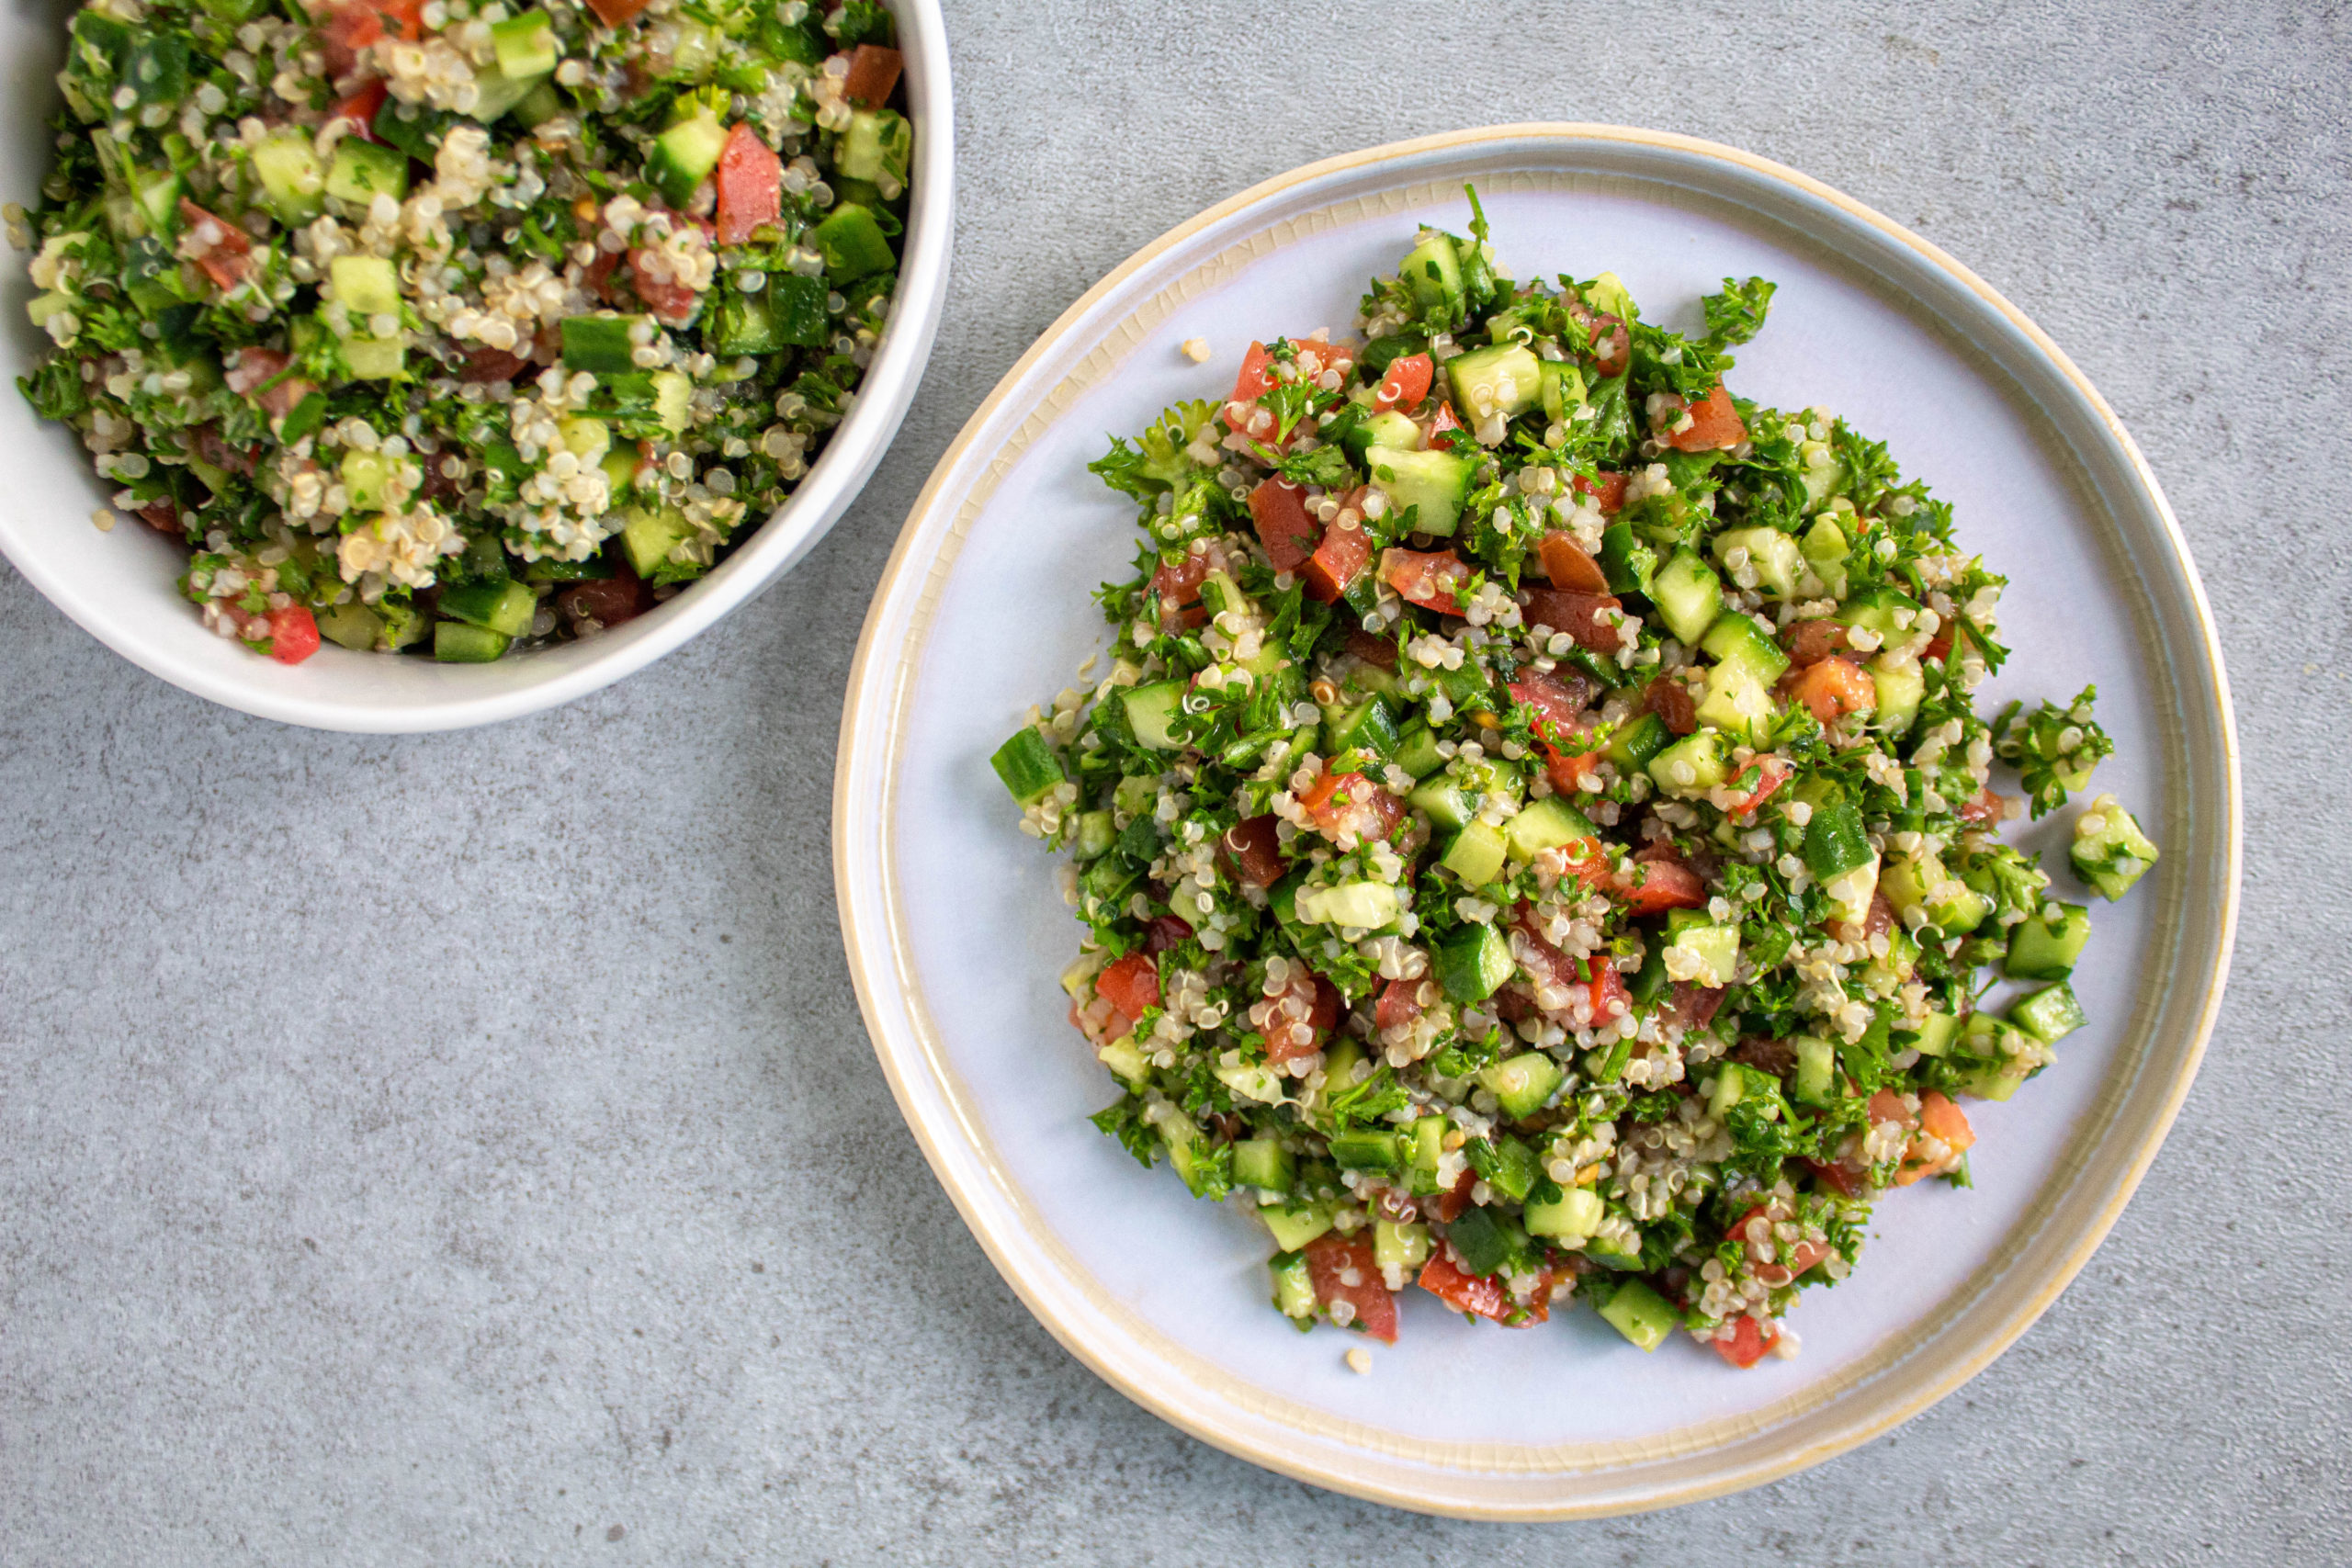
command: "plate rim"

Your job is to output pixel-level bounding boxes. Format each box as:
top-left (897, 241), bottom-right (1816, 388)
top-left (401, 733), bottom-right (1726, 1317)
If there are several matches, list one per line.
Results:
top-left (833, 122), bottom-right (2242, 1517)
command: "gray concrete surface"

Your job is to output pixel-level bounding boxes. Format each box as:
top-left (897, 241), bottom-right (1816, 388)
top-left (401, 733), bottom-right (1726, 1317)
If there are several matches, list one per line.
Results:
top-left (3, 0), bottom-right (2346, 1562)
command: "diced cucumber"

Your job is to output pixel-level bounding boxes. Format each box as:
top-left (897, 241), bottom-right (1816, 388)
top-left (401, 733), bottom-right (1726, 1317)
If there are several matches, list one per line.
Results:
top-left (1329, 1131), bottom-right (1404, 1174)
top-left (1713, 525), bottom-right (1803, 599)
top-left (1271, 1252), bottom-right (1316, 1321)
top-left (251, 132), bottom-right (324, 225)
top-left (989, 727), bottom-right (1062, 806)
top-left (1431, 921), bottom-right (1512, 1003)
top-left (1837, 585), bottom-right (1922, 640)
top-left (1374, 1219), bottom-right (1431, 1275)
top-left (1439, 820), bottom-right (1507, 887)
top-left (340, 335), bottom-right (408, 379)
top-left (1802, 515), bottom-right (1849, 594)
top-left (1871, 653), bottom-right (1925, 738)
top-left (811, 202), bottom-right (896, 281)
top-left (437, 579), bottom-right (537, 637)
top-left (1295, 881), bottom-right (1403, 931)
top-left (647, 112), bottom-right (727, 206)
top-left (1120, 681), bottom-right (1185, 750)
top-left (1822, 847), bottom-right (1881, 929)
top-left (2071, 795), bottom-right (2160, 900)
top-left (1664, 910), bottom-right (1739, 989)
top-left (130, 166), bottom-right (183, 236)
top-left (1408, 760), bottom-right (1518, 830)
top-left (510, 78), bottom-right (564, 129)
top-left (2010, 981), bottom-right (2086, 1043)
top-left (1599, 521), bottom-right (1657, 597)
top-left (1364, 445), bottom-right (1476, 536)
top-left (561, 312), bottom-right (645, 373)
top-left (2006, 903), bottom-right (2091, 980)
top-left (555, 415), bottom-right (611, 466)
top-left (1069, 810), bottom-right (1115, 860)
top-left (1400, 230), bottom-right (1463, 320)
top-left (1647, 730), bottom-right (1726, 796)
top-left (1700, 609), bottom-right (1790, 683)
top-left (1504, 796), bottom-right (1597, 860)
top-left (1445, 1206), bottom-right (1511, 1277)
top-left (1880, 852), bottom-right (1990, 936)
top-left (1097, 1036), bottom-right (1150, 1087)
top-left (1581, 271), bottom-right (1635, 321)
top-left (1407, 1114), bottom-right (1447, 1194)
top-left (650, 369), bottom-right (693, 435)
top-left (1802, 798), bottom-right (1872, 882)
top-left (1234, 1136), bottom-right (1295, 1192)
top-left (1446, 342), bottom-right (1543, 425)
top-left (1596, 1280), bottom-right (1677, 1351)
top-left (326, 139), bottom-right (410, 205)
top-left (330, 254), bottom-right (401, 317)
top-left (337, 449), bottom-right (389, 513)
top-left (1356, 410), bottom-right (1421, 456)
top-left (1580, 1227), bottom-right (1645, 1272)
top-left (1524, 1184), bottom-right (1602, 1243)
top-left (1476, 1052), bottom-right (1563, 1120)
top-left (1693, 660), bottom-right (1772, 742)
top-left (315, 602), bottom-right (383, 652)
top-left (1792, 1035), bottom-right (1838, 1105)
top-left (1323, 694), bottom-right (1398, 759)
top-left (433, 621), bottom-right (511, 662)
top-left (836, 107), bottom-right (911, 191)
top-left (491, 10), bottom-right (559, 79)
top-left (1650, 548), bottom-right (1724, 646)
top-left (1260, 1203), bottom-right (1333, 1253)
top-left (1911, 1010), bottom-right (1962, 1058)
top-left (619, 503), bottom-right (696, 580)
top-left (1393, 722), bottom-right (1444, 780)
top-left (1540, 360), bottom-right (1587, 424)
top-left (1603, 711), bottom-right (1671, 771)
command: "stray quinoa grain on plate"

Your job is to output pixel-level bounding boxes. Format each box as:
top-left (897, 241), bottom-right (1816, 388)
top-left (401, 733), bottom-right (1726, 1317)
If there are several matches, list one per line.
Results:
top-left (14, 0), bottom-right (913, 663)
top-left (992, 186), bottom-right (2161, 1369)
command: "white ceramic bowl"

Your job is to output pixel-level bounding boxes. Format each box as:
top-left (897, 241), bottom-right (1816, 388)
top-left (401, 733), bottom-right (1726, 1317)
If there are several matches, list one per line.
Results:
top-left (0, 1), bottom-right (953, 731)
top-left (836, 126), bottom-right (2240, 1517)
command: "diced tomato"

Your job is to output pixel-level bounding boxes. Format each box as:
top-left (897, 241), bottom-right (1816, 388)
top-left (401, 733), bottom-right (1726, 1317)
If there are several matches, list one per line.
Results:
top-left (1252, 967), bottom-right (1334, 1065)
top-left (1509, 910), bottom-right (1586, 998)
top-left (1663, 384), bottom-right (1747, 453)
top-left (1828, 890), bottom-right (1895, 946)
top-left (225, 346), bottom-right (315, 422)
top-left (1302, 1235), bottom-right (1397, 1343)
top-left (1622, 858), bottom-right (1706, 915)
top-left (1095, 952), bottom-right (1160, 1020)
top-left (1426, 400), bottom-right (1464, 439)
top-left (1658, 981), bottom-right (1726, 1034)
top-left (1291, 338), bottom-right (1355, 381)
top-left (1248, 477), bottom-right (1317, 571)
top-left (1719, 754), bottom-right (1792, 817)
top-left (137, 499), bottom-right (181, 535)
top-left (460, 345), bottom-right (532, 387)
top-left (190, 424), bottom-right (257, 477)
top-left (1545, 750), bottom-right (1602, 796)
top-left (1433, 1166), bottom-right (1476, 1224)
top-left (582, 0), bottom-right (651, 26)
top-left (1924, 627), bottom-right (1955, 663)
top-left (1299, 768), bottom-right (1403, 845)
top-left (842, 43), bottom-right (904, 107)
top-left (1712, 1314), bottom-right (1779, 1369)
top-left (1144, 915), bottom-right (1193, 953)
top-left (1572, 469), bottom-right (1627, 513)
top-left (330, 77), bottom-right (387, 140)
top-left (319, 0), bottom-right (423, 74)
top-left (558, 566), bottom-right (649, 628)
top-left (1381, 547), bottom-right (1473, 615)
top-left (1344, 628), bottom-right (1397, 672)
top-left (1726, 1202), bottom-right (1831, 1280)
top-left (1419, 1247), bottom-right (1549, 1325)
top-left (713, 123), bottom-right (783, 245)
top-left (1588, 314), bottom-right (1630, 378)
top-left (177, 199), bottom-right (253, 293)
top-left (1301, 511), bottom-right (1371, 603)
top-left (1920, 1090), bottom-right (1975, 1152)
top-left (266, 604), bottom-right (321, 665)
top-left (1230, 341), bottom-right (1276, 404)
top-left (1218, 816), bottom-right (1285, 888)
top-left (1806, 1157), bottom-right (1865, 1198)
top-left (1643, 675), bottom-right (1697, 736)
top-left (627, 248), bottom-right (704, 326)
top-left (1958, 787), bottom-right (2007, 827)
top-left (1507, 667), bottom-right (1594, 745)
top-left (1585, 956), bottom-right (1632, 1031)
top-left (1374, 976), bottom-right (1427, 1034)
top-left (1868, 1088), bottom-right (1918, 1132)
top-left (1784, 654), bottom-right (1876, 726)
top-left (1538, 531), bottom-right (1611, 592)
top-left (1372, 351), bottom-right (1433, 414)
top-left (1148, 552), bottom-right (1211, 630)
top-left (1781, 618), bottom-right (1849, 668)
top-left (1558, 835), bottom-right (1615, 894)
top-left (1520, 586), bottom-right (1626, 654)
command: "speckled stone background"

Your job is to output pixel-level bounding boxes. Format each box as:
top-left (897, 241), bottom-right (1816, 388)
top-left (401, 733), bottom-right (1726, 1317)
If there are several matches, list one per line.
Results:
top-left (2, 1), bottom-right (2345, 1562)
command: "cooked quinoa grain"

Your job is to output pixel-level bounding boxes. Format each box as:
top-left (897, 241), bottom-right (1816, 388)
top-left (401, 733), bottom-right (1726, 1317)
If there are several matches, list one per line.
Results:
top-left (17, 0), bottom-right (912, 663)
top-left (990, 188), bottom-right (2159, 1368)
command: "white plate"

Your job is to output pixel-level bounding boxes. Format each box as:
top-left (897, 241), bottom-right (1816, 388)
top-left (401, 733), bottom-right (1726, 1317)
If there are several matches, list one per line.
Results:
top-left (834, 126), bottom-right (2239, 1518)
top-left (0, 0), bottom-right (953, 732)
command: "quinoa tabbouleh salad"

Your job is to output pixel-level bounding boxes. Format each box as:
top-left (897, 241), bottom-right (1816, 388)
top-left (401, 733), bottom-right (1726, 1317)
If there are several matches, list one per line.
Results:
top-left (14, 0), bottom-right (912, 663)
top-left (991, 190), bottom-right (2161, 1369)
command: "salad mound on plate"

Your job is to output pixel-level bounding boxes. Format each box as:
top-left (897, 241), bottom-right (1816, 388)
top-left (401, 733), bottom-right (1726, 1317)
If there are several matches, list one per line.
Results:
top-left (992, 188), bottom-right (2157, 1367)
top-left (13, 0), bottom-right (911, 663)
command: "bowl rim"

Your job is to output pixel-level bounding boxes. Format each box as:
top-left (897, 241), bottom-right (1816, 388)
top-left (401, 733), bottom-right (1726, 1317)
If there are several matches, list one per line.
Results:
top-left (0, 0), bottom-right (956, 733)
top-left (832, 122), bottom-right (2242, 1517)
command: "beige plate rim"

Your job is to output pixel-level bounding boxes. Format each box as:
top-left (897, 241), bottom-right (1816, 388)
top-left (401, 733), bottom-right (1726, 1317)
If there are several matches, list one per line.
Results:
top-left (832, 122), bottom-right (2242, 1518)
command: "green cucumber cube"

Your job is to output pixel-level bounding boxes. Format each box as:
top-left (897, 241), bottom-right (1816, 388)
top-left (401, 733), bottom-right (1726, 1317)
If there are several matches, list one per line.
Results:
top-left (1439, 820), bottom-right (1506, 888)
top-left (1446, 342), bottom-right (1543, 423)
top-left (2009, 981), bottom-right (2086, 1043)
top-left (835, 107), bottom-right (911, 190)
top-left (1596, 1279), bottom-right (1678, 1351)
top-left (1523, 1184), bottom-right (1602, 1243)
top-left (326, 139), bottom-right (410, 205)
top-left (1329, 1132), bottom-right (1403, 1174)
top-left (2071, 795), bottom-right (2160, 900)
top-left (1364, 446), bottom-right (1475, 536)
top-left (647, 113), bottom-right (728, 206)
top-left (1647, 730), bottom-right (1726, 796)
top-left (1700, 609), bottom-right (1790, 683)
top-left (1712, 525), bottom-right (1803, 599)
top-left (432, 621), bottom-right (510, 662)
top-left (2005, 903), bottom-right (2091, 980)
top-left (251, 132), bottom-right (324, 225)
top-left (560, 312), bottom-right (645, 373)
top-left (1431, 922), bottom-right (1512, 1004)
top-left (1392, 723), bottom-right (1445, 780)
top-left (437, 578), bottom-right (537, 637)
top-left (1261, 1203), bottom-right (1333, 1253)
top-left (1792, 1034), bottom-right (1838, 1105)
top-left (1233, 1136), bottom-right (1294, 1193)
top-left (1399, 231), bottom-right (1463, 318)
top-left (811, 202), bottom-right (896, 281)
top-left (1374, 1219), bottom-right (1431, 1275)
top-left (1270, 1252), bottom-right (1316, 1320)
top-left (1119, 681), bottom-right (1184, 751)
top-left (989, 727), bottom-right (1063, 806)
top-left (330, 254), bottom-right (401, 317)
top-left (491, 11), bottom-right (559, 79)
top-left (1603, 710), bottom-right (1671, 770)
top-left (1504, 796), bottom-right (1597, 859)
top-left (1650, 547), bottom-right (1724, 646)
top-left (1476, 1052), bottom-right (1563, 1120)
